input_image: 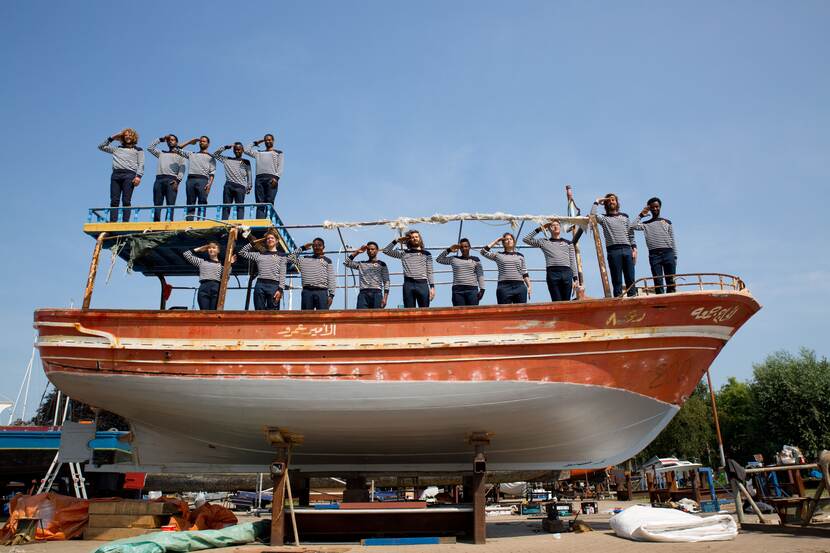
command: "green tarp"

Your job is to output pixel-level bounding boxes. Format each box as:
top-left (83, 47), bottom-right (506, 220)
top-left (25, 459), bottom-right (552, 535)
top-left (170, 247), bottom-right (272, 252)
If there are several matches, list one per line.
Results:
top-left (92, 520), bottom-right (269, 553)
top-left (125, 228), bottom-right (229, 271)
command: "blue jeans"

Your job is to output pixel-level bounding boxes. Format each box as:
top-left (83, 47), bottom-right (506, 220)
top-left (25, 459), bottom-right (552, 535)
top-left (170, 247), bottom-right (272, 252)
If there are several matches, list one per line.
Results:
top-left (153, 175), bottom-right (178, 221)
top-left (403, 279), bottom-right (430, 308)
top-left (109, 169), bottom-right (136, 222)
top-left (648, 248), bottom-right (677, 294)
top-left (222, 181), bottom-right (247, 220)
top-left (546, 267), bottom-right (574, 302)
top-left (357, 289), bottom-right (384, 309)
top-left (607, 245), bottom-right (637, 297)
top-left (255, 174), bottom-right (278, 218)
top-left (301, 288), bottom-right (329, 310)
top-left (253, 279), bottom-right (281, 310)
top-left (197, 280), bottom-right (220, 310)
top-left (496, 281), bottom-right (527, 304)
top-left (185, 175), bottom-right (209, 221)
top-left (451, 285), bottom-right (480, 306)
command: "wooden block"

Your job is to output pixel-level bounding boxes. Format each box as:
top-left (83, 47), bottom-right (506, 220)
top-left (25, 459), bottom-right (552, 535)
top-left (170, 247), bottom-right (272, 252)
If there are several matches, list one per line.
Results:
top-left (83, 527), bottom-right (156, 540)
top-left (87, 514), bottom-right (167, 528)
top-left (88, 500), bottom-right (180, 515)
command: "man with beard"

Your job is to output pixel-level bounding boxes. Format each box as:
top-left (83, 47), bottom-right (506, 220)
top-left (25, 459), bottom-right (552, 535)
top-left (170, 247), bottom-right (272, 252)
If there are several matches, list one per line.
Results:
top-left (345, 241), bottom-right (391, 309)
top-left (214, 142), bottom-right (252, 220)
top-left (179, 135), bottom-right (217, 221)
top-left (245, 133), bottom-right (284, 219)
top-left (289, 238), bottom-right (335, 310)
top-left (148, 134), bottom-right (186, 222)
top-left (382, 230), bottom-right (434, 308)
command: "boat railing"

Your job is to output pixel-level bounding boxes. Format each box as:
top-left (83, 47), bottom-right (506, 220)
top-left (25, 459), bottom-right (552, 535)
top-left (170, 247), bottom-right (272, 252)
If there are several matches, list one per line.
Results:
top-left (623, 273), bottom-right (746, 296)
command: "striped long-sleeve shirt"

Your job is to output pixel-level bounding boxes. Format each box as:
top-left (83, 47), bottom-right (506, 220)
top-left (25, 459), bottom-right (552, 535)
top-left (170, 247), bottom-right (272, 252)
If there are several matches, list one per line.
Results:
top-left (382, 241), bottom-right (434, 286)
top-left (180, 149), bottom-right (216, 177)
top-left (238, 243), bottom-right (287, 288)
top-left (436, 250), bottom-right (485, 289)
top-left (633, 216), bottom-right (677, 255)
top-left (344, 256), bottom-right (390, 291)
top-left (480, 249), bottom-right (528, 282)
top-left (148, 139), bottom-right (186, 181)
top-left (288, 249), bottom-right (336, 296)
top-left (522, 229), bottom-right (578, 274)
top-left (98, 138), bottom-right (145, 176)
top-left (244, 144), bottom-right (284, 177)
top-left (213, 149), bottom-right (252, 188)
top-left (183, 250), bottom-right (223, 281)
top-left (590, 203), bottom-right (636, 248)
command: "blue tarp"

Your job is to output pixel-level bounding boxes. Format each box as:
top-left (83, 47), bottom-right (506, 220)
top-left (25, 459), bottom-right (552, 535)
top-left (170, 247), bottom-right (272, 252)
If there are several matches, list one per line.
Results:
top-left (92, 520), bottom-right (269, 553)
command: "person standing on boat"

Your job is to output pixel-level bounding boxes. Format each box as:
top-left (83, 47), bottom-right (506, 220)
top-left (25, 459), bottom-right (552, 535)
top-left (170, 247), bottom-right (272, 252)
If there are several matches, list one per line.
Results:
top-left (148, 135), bottom-right (186, 222)
top-left (98, 128), bottom-right (144, 222)
top-left (481, 233), bottom-right (531, 304)
top-left (382, 230), bottom-right (434, 308)
top-left (591, 194), bottom-right (637, 297)
top-left (214, 143), bottom-right (252, 220)
top-left (345, 242), bottom-right (391, 309)
top-left (522, 220), bottom-right (578, 302)
top-left (178, 136), bottom-right (217, 221)
top-left (244, 134), bottom-right (283, 219)
top-left (436, 238), bottom-right (485, 306)
top-left (238, 229), bottom-right (287, 310)
top-left (183, 242), bottom-right (227, 310)
top-left (289, 238), bottom-right (335, 310)
top-left (633, 197), bottom-right (677, 294)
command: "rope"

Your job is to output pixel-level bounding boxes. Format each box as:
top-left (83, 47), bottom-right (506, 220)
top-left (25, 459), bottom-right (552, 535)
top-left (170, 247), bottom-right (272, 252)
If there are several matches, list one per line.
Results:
top-left (322, 212), bottom-right (589, 231)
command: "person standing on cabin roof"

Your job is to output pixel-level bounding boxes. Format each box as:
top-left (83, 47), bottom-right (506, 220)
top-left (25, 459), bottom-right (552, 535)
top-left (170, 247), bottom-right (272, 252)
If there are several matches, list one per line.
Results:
top-left (523, 220), bottom-right (578, 302)
top-left (147, 134), bottom-right (186, 222)
top-left (178, 136), bottom-right (217, 221)
top-left (436, 238), bottom-right (485, 306)
top-left (382, 230), bottom-right (434, 308)
top-left (591, 193), bottom-right (638, 297)
top-left (288, 238), bottom-right (335, 310)
top-left (238, 228), bottom-right (287, 310)
top-left (633, 197), bottom-right (677, 294)
top-left (481, 233), bottom-right (531, 304)
top-left (244, 134), bottom-right (283, 219)
top-left (183, 241), bottom-right (229, 310)
top-left (345, 242), bottom-right (391, 309)
top-left (214, 143), bottom-right (252, 220)
top-left (99, 128), bottom-right (144, 222)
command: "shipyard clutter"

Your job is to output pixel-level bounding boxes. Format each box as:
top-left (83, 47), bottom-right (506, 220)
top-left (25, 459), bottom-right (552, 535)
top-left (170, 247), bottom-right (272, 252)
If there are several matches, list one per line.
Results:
top-left (99, 128), bottom-right (677, 312)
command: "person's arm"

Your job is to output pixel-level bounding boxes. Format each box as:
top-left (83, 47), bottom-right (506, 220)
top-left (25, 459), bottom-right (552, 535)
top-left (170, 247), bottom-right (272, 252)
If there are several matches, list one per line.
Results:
top-left (590, 200), bottom-right (606, 223)
top-left (326, 260), bottom-right (336, 304)
top-left (237, 242), bottom-right (256, 260)
top-left (480, 237), bottom-right (501, 260)
top-left (569, 244), bottom-right (578, 277)
top-left (286, 246), bottom-right (304, 270)
top-left (98, 137), bottom-right (116, 153)
top-left (627, 216), bottom-right (637, 262)
top-left (520, 255), bottom-right (531, 298)
top-left (147, 138), bottom-right (162, 158)
top-left (278, 256), bottom-right (287, 290)
top-left (436, 248), bottom-right (453, 265)
top-left (243, 141), bottom-right (259, 158)
top-left (275, 151), bottom-right (284, 178)
top-left (345, 245), bottom-right (366, 268)
top-left (208, 156), bottom-right (216, 178)
top-left (212, 146), bottom-right (228, 161)
top-left (475, 259), bottom-right (486, 294)
top-left (182, 249), bottom-right (202, 267)
top-left (381, 263), bottom-right (390, 307)
top-left (135, 150), bottom-right (145, 181)
top-left (244, 161), bottom-right (252, 193)
top-left (669, 222), bottom-right (677, 258)
top-left (382, 239), bottom-right (404, 259)
top-left (176, 154), bottom-right (186, 182)
top-left (522, 227), bottom-right (544, 247)
top-left (426, 253), bottom-right (435, 300)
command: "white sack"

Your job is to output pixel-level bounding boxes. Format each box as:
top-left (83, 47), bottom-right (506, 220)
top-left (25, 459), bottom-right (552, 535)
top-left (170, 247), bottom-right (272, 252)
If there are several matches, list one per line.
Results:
top-left (609, 504), bottom-right (737, 542)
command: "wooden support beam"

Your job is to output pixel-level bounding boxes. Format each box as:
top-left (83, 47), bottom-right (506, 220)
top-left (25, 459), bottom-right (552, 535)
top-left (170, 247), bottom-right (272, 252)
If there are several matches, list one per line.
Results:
top-left (589, 215), bottom-right (611, 297)
top-left (216, 227), bottom-right (238, 311)
top-left (269, 445), bottom-right (288, 546)
top-left (468, 432), bottom-right (491, 545)
top-left (82, 232), bottom-right (107, 310)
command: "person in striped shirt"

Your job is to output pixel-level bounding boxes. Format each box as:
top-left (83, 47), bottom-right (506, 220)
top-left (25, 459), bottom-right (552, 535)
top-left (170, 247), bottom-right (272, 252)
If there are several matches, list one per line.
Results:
top-left (289, 238), bottom-right (335, 310)
top-left (238, 228), bottom-right (287, 310)
top-left (436, 238), bottom-right (485, 306)
top-left (591, 193), bottom-right (637, 297)
top-left (345, 242), bottom-right (390, 309)
top-left (179, 136), bottom-right (217, 221)
top-left (523, 220), bottom-right (578, 302)
top-left (633, 197), bottom-right (677, 294)
top-left (382, 230), bottom-right (434, 308)
top-left (245, 134), bottom-right (284, 219)
top-left (99, 128), bottom-right (144, 222)
top-left (481, 233), bottom-right (531, 304)
top-left (182, 242), bottom-right (225, 310)
top-left (148, 135), bottom-right (186, 222)
top-left (214, 143), bottom-right (253, 220)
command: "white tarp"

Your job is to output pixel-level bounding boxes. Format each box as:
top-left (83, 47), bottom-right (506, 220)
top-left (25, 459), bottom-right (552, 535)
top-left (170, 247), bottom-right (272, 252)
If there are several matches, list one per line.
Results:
top-left (609, 505), bottom-right (737, 542)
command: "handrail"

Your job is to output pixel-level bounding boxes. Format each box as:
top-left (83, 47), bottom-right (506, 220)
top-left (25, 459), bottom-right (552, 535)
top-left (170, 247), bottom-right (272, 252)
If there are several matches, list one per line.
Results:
top-left (623, 273), bottom-right (746, 296)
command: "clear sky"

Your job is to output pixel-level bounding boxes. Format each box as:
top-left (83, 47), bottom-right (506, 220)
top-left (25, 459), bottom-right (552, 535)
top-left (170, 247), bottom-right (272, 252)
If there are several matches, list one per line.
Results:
top-left (1, 1), bottom-right (828, 419)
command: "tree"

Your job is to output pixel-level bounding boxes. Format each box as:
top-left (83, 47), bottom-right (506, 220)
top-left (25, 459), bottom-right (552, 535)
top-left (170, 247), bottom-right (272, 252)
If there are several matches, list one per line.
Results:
top-left (716, 377), bottom-right (760, 463)
top-left (31, 388), bottom-right (130, 431)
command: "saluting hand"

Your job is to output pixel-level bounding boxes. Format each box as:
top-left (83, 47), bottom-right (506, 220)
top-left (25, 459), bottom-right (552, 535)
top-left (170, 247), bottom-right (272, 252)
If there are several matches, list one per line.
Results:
top-left (640, 206), bottom-right (650, 217)
top-left (357, 244), bottom-right (368, 253)
top-left (449, 244), bottom-right (460, 252)
top-left (595, 197), bottom-right (606, 204)
top-left (302, 242), bottom-right (313, 250)
top-left (396, 236), bottom-right (408, 244)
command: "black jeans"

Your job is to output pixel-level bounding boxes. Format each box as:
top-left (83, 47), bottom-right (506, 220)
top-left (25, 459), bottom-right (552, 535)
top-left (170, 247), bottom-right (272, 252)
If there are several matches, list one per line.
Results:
top-left (109, 169), bottom-right (136, 222)
top-left (607, 245), bottom-right (637, 297)
top-left (153, 175), bottom-right (178, 222)
top-left (496, 281), bottom-right (527, 304)
top-left (546, 267), bottom-right (574, 302)
top-left (648, 248), bottom-right (677, 294)
top-left (197, 280), bottom-right (220, 310)
top-left (222, 181), bottom-right (247, 220)
top-left (254, 174), bottom-right (278, 218)
top-left (357, 289), bottom-right (384, 309)
top-left (185, 175), bottom-right (209, 221)
top-left (253, 279), bottom-right (281, 310)
top-left (403, 278), bottom-right (430, 308)
top-left (301, 288), bottom-right (329, 310)
top-left (451, 285), bottom-right (479, 306)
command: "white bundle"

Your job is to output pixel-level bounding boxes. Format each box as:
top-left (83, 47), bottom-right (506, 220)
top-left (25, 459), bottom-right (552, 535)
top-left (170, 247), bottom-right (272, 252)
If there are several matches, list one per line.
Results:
top-left (610, 505), bottom-right (737, 542)
top-left (322, 212), bottom-right (589, 231)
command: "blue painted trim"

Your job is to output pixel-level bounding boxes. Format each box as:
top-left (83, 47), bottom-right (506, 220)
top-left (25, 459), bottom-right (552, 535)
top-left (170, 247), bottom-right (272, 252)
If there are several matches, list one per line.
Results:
top-left (363, 537), bottom-right (442, 545)
top-left (0, 430), bottom-right (132, 454)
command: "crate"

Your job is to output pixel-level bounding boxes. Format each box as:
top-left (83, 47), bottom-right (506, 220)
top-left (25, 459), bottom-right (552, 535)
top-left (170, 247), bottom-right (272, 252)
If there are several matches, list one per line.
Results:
top-left (700, 499), bottom-right (720, 512)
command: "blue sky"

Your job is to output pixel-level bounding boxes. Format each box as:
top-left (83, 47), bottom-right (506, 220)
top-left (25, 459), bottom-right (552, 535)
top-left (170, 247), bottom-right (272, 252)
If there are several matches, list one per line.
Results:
top-left (1, 1), bottom-right (828, 419)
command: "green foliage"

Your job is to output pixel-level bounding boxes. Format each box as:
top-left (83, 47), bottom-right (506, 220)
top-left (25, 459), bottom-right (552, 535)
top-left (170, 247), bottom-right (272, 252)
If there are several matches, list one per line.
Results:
top-left (31, 388), bottom-right (130, 431)
top-left (716, 377), bottom-right (759, 462)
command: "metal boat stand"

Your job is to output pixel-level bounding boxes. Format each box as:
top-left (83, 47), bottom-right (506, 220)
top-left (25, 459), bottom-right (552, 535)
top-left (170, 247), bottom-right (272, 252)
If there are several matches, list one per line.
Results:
top-left (264, 427), bottom-right (303, 546)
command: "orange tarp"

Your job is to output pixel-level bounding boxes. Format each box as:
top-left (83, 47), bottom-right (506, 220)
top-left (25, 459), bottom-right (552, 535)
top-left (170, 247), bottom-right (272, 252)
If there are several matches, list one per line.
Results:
top-left (171, 503), bottom-right (238, 531)
top-left (0, 492), bottom-right (89, 541)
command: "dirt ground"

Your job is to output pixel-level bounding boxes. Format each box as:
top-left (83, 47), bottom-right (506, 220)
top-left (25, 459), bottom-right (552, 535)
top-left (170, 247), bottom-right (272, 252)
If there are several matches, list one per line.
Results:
top-left (3, 500), bottom-right (829, 553)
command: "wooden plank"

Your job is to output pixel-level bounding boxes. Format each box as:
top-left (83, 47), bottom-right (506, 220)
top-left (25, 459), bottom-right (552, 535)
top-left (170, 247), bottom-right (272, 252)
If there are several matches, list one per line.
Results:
top-left (83, 527), bottom-right (156, 540)
top-left (87, 514), bottom-right (167, 528)
top-left (88, 499), bottom-right (180, 515)
top-left (216, 226), bottom-right (238, 310)
top-left (82, 232), bottom-right (107, 309)
top-left (589, 215), bottom-right (611, 297)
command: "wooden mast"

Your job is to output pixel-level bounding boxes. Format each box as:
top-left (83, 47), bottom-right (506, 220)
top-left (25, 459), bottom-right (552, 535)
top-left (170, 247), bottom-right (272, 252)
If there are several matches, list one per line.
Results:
top-left (82, 232), bottom-right (107, 309)
top-left (589, 215), bottom-right (612, 297)
top-left (216, 227), bottom-right (238, 310)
